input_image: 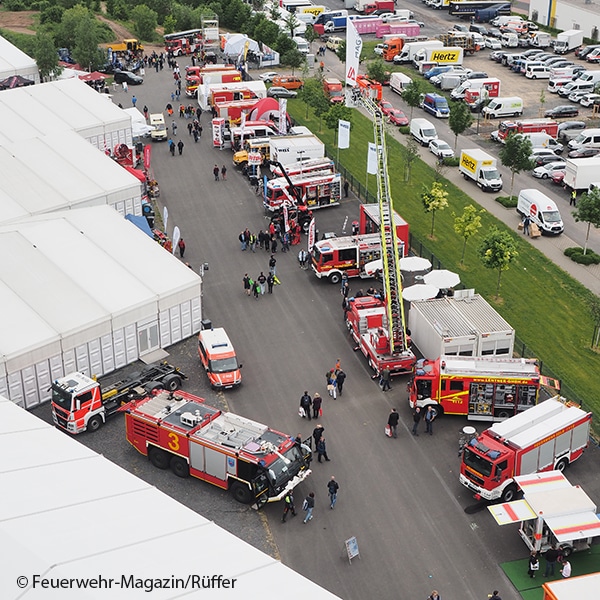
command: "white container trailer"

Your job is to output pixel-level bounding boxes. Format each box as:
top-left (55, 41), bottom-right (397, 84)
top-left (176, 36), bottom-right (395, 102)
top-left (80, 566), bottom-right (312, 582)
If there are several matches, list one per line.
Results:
top-left (269, 135), bottom-right (325, 165)
top-left (554, 29), bottom-right (583, 54)
top-left (564, 156), bottom-right (600, 191)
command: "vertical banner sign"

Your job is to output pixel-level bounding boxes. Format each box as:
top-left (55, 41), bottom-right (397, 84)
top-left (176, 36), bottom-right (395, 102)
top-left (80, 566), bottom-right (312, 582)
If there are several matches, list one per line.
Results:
top-left (345, 19), bottom-right (362, 89)
top-left (172, 226), bottom-right (181, 255)
top-left (283, 204), bottom-right (289, 232)
top-left (163, 206), bottom-right (169, 232)
top-left (308, 217), bottom-right (316, 251)
top-left (367, 143), bottom-right (378, 175)
top-left (278, 98), bottom-right (288, 134)
top-left (338, 119), bottom-right (350, 149)
top-left (239, 111), bottom-right (246, 144)
top-left (143, 144), bottom-right (151, 170)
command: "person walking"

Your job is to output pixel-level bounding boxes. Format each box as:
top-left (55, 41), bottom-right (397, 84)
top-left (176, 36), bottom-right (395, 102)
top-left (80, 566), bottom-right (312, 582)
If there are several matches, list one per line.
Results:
top-left (252, 279), bottom-right (260, 300)
top-left (312, 392), bottom-right (322, 419)
top-left (267, 272), bottom-right (275, 294)
top-left (380, 367), bottom-right (391, 392)
top-left (335, 369), bottom-right (346, 395)
top-left (412, 406), bottom-right (422, 436)
top-left (213, 164), bottom-right (220, 181)
top-left (327, 476), bottom-right (339, 509)
top-left (527, 551), bottom-right (539, 578)
top-left (570, 189), bottom-right (577, 206)
top-left (131, 95), bottom-right (137, 107)
top-left (543, 545), bottom-right (560, 577)
top-left (243, 274), bottom-right (251, 296)
top-left (427, 591), bottom-right (441, 600)
top-left (560, 558), bottom-right (571, 578)
top-left (302, 492), bottom-right (315, 524)
top-left (269, 255), bottom-right (277, 275)
top-left (257, 272), bottom-right (267, 295)
top-left (424, 406), bottom-right (436, 435)
top-left (177, 238), bottom-right (186, 258)
top-left (388, 408), bottom-right (400, 439)
top-left (343, 180), bottom-right (349, 198)
top-left (143, 105), bottom-right (149, 121)
top-left (316, 435), bottom-right (330, 462)
top-left (281, 490), bottom-right (297, 522)
top-left (177, 139), bottom-right (184, 155)
top-left (239, 231), bottom-right (247, 251)
top-left (298, 249), bottom-right (308, 269)
top-left (328, 370), bottom-right (337, 399)
top-left (192, 128), bottom-right (199, 143)
top-left (168, 138), bottom-right (175, 156)
top-left (187, 121), bottom-right (193, 136)
top-left (300, 391), bottom-right (312, 421)
top-left (172, 121), bottom-right (177, 136)
top-left (489, 592), bottom-right (502, 600)
top-left (312, 423), bottom-right (324, 450)
top-left (221, 165), bottom-right (227, 180)
top-left (523, 215), bottom-right (531, 236)
top-left (271, 236), bottom-right (278, 253)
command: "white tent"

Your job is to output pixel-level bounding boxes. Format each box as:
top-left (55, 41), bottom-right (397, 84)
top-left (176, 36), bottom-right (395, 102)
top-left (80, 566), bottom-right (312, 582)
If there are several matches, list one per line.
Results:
top-left (0, 399), bottom-right (341, 599)
top-left (0, 131), bottom-right (143, 222)
top-left (0, 34), bottom-right (39, 84)
top-left (0, 206), bottom-right (202, 408)
top-left (223, 33), bottom-right (261, 57)
top-left (0, 78), bottom-right (132, 150)
top-left (124, 106), bottom-right (154, 138)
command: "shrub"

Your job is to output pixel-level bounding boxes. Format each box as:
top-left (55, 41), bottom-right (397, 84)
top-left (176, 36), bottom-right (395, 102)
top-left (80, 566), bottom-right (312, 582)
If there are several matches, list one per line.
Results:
top-left (4, 0), bottom-right (27, 10)
top-left (443, 157), bottom-right (459, 167)
top-left (564, 246), bottom-right (600, 265)
top-left (398, 125), bottom-right (410, 135)
top-left (495, 195), bottom-right (518, 208)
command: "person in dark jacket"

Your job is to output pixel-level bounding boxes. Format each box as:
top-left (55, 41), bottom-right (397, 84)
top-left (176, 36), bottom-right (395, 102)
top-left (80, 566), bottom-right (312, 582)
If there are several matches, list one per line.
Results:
top-left (544, 545), bottom-right (560, 577)
top-left (281, 490), bottom-right (297, 522)
top-left (300, 391), bottom-right (312, 421)
top-left (302, 492), bottom-right (315, 524)
top-left (335, 370), bottom-right (346, 395)
top-left (380, 367), bottom-right (391, 391)
top-left (412, 406), bottom-right (422, 436)
top-left (316, 436), bottom-right (330, 462)
top-left (312, 423), bottom-right (324, 449)
top-left (312, 393), bottom-right (322, 419)
top-left (387, 408), bottom-right (400, 438)
top-left (527, 551), bottom-right (539, 578)
top-left (327, 476), bottom-right (339, 509)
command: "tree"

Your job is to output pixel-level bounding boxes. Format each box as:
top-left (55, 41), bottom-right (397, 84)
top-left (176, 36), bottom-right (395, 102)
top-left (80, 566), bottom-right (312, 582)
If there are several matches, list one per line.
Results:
top-left (589, 296), bottom-right (600, 348)
top-left (453, 205), bottom-right (483, 265)
top-left (304, 25), bottom-right (319, 46)
top-left (499, 134), bottom-right (534, 199)
top-left (35, 29), bottom-right (61, 82)
top-left (323, 102), bottom-right (353, 131)
top-left (402, 138), bottom-right (419, 183)
top-left (72, 10), bottom-right (105, 71)
top-left (538, 88), bottom-right (546, 118)
top-left (335, 40), bottom-right (346, 61)
top-left (253, 19), bottom-right (280, 47)
top-left (281, 49), bottom-right (305, 73)
top-left (163, 14), bottom-right (177, 35)
top-left (448, 100), bottom-right (473, 149)
top-left (131, 5), bottom-right (158, 42)
top-left (572, 187), bottom-right (600, 255)
top-left (367, 59), bottom-right (387, 85)
top-left (421, 181), bottom-right (449, 238)
top-left (477, 227), bottom-right (519, 299)
top-left (300, 77), bottom-right (323, 118)
top-left (282, 11), bottom-right (301, 38)
top-left (402, 79), bottom-right (422, 119)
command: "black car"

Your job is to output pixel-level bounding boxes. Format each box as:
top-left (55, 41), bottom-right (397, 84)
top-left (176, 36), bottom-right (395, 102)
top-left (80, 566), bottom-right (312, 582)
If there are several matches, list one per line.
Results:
top-left (544, 105), bottom-right (579, 119)
top-left (469, 24), bottom-right (487, 35)
top-left (113, 69), bottom-right (143, 85)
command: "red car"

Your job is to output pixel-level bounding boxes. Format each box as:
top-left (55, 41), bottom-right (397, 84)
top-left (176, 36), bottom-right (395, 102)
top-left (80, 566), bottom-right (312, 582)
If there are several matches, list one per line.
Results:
top-left (388, 108), bottom-right (409, 126)
top-left (551, 171), bottom-right (565, 185)
top-left (379, 100), bottom-right (395, 116)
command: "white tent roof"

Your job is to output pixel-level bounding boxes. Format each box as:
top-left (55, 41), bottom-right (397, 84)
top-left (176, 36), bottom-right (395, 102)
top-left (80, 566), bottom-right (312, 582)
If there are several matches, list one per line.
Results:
top-left (124, 106), bottom-right (154, 137)
top-left (0, 34), bottom-right (38, 82)
top-left (0, 131), bottom-right (141, 224)
top-left (223, 33), bottom-right (261, 56)
top-left (0, 206), bottom-right (201, 371)
top-left (0, 399), bottom-right (341, 599)
top-left (0, 78), bottom-right (129, 144)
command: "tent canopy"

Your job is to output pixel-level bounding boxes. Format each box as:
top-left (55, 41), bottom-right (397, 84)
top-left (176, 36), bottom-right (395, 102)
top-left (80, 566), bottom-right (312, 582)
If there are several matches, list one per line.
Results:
top-left (223, 33), bottom-right (260, 57)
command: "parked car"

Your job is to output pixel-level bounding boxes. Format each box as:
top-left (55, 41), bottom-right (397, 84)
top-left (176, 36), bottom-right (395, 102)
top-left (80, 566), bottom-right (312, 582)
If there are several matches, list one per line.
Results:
top-left (374, 44), bottom-right (385, 56)
top-left (488, 28), bottom-right (503, 39)
top-left (485, 37), bottom-right (502, 50)
top-left (259, 71), bottom-right (278, 82)
top-left (569, 90), bottom-right (591, 103)
top-left (580, 93), bottom-right (600, 108)
top-left (465, 71), bottom-right (489, 80)
top-left (532, 161), bottom-right (567, 178)
top-left (544, 105), bottom-right (579, 118)
top-left (267, 86), bottom-right (298, 98)
top-left (551, 170), bottom-right (566, 185)
top-left (379, 100), bottom-right (395, 117)
top-left (568, 146), bottom-right (600, 159)
top-left (557, 121), bottom-right (586, 137)
top-left (470, 24), bottom-right (488, 35)
top-left (490, 50), bottom-right (508, 62)
top-left (113, 70), bottom-right (143, 85)
top-left (428, 138), bottom-right (455, 158)
top-left (452, 24), bottom-right (469, 33)
top-left (388, 108), bottom-right (409, 126)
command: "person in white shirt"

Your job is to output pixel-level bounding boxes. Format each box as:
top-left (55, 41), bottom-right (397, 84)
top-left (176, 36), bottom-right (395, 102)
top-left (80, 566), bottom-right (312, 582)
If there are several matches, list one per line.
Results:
top-left (560, 559), bottom-right (571, 578)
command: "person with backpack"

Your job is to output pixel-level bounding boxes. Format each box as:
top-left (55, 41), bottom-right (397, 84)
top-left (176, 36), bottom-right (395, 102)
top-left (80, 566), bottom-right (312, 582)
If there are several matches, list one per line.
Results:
top-left (335, 369), bottom-right (346, 396)
top-left (281, 490), bottom-right (296, 522)
top-left (302, 492), bottom-right (315, 524)
top-left (300, 391), bottom-right (312, 421)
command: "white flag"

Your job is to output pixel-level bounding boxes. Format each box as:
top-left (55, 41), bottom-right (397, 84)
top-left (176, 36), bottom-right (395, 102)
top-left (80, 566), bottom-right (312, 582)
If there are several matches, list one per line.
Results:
top-left (345, 19), bottom-right (362, 88)
top-left (338, 119), bottom-right (350, 149)
top-left (172, 226), bottom-right (181, 255)
top-left (278, 98), bottom-right (288, 134)
top-left (163, 206), bottom-right (169, 231)
top-left (308, 217), bottom-right (316, 251)
top-left (367, 143), bottom-right (378, 175)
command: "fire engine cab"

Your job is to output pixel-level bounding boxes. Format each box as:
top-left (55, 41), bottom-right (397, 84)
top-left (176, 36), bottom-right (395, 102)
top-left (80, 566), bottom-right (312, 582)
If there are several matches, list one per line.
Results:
top-left (164, 29), bottom-right (203, 56)
top-left (125, 389), bottom-right (312, 506)
top-left (409, 356), bottom-right (541, 420)
top-left (265, 172), bottom-right (341, 212)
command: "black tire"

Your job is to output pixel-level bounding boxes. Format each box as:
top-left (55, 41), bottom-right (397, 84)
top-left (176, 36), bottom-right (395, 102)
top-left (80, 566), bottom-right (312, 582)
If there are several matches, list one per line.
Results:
top-left (555, 457), bottom-right (569, 472)
top-left (162, 374), bottom-right (182, 391)
top-left (329, 272), bottom-right (342, 285)
top-left (560, 545), bottom-right (573, 558)
top-left (149, 446), bottom-right (170, 470)
top-left (463, 172), bottom-right (469, 180)
top-left (170, 455), bottom-right (190, 478)
top-left (145, 381), bottom-right (164, 394)
top-left (497, 409), bottom-right (511, 419)
top-left (429, 404), bottom-right (444, 419)
top-left (532, 75), bottom-right (537, 79)
top-left (230, 481), bottom-right (253, 504)
top-left (542, 173), bottom-right (549, 179)
top-left (501, 483), bottom-right (518, 503)
top-left (87, 414), bottom-right (103, 433)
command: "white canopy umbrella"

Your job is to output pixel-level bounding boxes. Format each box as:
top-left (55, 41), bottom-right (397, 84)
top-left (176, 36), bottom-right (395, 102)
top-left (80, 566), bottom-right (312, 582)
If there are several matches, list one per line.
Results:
top-left (402, 284), bottom-right (439, 302)
top-left (423, 269), bottom-right (460, 289)
top-left (400, 256), bottom-right (432, 272)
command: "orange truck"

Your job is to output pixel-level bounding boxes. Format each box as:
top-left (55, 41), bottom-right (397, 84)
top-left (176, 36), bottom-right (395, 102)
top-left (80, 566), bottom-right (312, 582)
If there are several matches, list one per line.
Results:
top-left (382, 38), bottom-right (406, 62)
top-left (356, 75), bottom-right (383, 101)
top-left (323, 77), bottom-right (344, 103)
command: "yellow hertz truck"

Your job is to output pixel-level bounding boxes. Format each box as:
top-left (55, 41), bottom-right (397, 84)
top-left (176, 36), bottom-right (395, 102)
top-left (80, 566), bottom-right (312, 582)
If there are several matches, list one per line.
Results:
top-left (459, 149), bottom-right (503, 192)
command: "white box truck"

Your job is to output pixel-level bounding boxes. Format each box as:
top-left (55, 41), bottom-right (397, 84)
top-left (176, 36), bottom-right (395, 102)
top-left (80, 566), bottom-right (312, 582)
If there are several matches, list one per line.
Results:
top-left (395, 40), bottom-right (444, 64)
top-left (564, 156), bottom-right (600, 191)
top-left (413, 46), bottom-right (464, 70)
top-left (517, 189), bottom-right (564, 235)
top-left (450, 77), bottom-right (501, 100)
top-left (269, 135), bottom-right (325, 165)
top-left (459, 149), bottom-right (503, 192)
top-left (389, 72), bottom-right (412, 95)
top-left (554, 29), bottom-right (583, 54)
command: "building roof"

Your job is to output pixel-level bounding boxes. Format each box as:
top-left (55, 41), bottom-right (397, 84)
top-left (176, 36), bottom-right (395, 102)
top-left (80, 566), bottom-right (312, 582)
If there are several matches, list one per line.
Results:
top-left (0, 34), bottom-right (38, 81)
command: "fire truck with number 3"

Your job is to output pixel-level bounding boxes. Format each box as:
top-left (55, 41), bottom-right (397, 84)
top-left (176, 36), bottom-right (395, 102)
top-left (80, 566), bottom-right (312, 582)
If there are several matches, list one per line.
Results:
top-left (125, 388), bottom-right (312, 506)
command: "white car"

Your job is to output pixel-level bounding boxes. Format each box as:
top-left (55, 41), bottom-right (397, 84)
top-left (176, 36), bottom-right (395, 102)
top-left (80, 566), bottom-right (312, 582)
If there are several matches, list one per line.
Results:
top-left (580, 93), bottom-right (600, 107)
top-left (259, 71), bottom-right (278, 82)
top-left (532, 161), bottom-right (566, 179)
top-left (484, 37), bottom-right (502, 50)
top-left (374, 44), bottom-right (385, 56)
top-left (568, 90), bottom-right (590, 103)
top-left (429, 139), bottom-right (455, 158)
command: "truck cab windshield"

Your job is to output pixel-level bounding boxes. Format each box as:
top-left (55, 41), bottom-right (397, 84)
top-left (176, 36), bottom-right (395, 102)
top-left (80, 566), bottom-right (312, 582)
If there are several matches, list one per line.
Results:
top-left (267, 445), bottom-right (305, 488)
top-left (51, 386), bottom-right (73, 410)
top-left (542, 210), bottom-right (561, 223)
top-left (482, 169), bottom-right (500, 180)
top-left (462, 448), bottom-right (493, 477)
top-left (209, 357), bottom-right (238, 373)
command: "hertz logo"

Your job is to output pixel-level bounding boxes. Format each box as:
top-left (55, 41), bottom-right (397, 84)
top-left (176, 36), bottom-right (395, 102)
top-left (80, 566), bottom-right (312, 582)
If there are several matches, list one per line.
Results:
top-left (430, 50), bottom-right (460, 62)
top-left (461, 154), bottom-right (476, 173)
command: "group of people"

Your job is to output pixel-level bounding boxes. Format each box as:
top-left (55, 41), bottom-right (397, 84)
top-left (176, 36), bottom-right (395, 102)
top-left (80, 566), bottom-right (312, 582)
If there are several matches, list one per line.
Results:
top-left (214, 164), bottom-right (227, 181)
top-left (527, 545), bottom-right (571, 579)
top-left (242, 271), bottom-right (277, 299)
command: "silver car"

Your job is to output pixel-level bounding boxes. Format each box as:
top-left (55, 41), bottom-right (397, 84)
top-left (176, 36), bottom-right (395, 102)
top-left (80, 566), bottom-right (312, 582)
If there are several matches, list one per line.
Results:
top-left (532, 161), bottom-right (566, 179)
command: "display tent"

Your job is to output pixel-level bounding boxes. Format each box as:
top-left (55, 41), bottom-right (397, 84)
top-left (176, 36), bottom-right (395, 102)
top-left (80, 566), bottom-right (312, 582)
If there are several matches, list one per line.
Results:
top-left (0, 206), bottom-right (202, 408)
top-left (0, 35), bottom-right (39, 84)
top-left (0, 131), bottom-right (143, 223)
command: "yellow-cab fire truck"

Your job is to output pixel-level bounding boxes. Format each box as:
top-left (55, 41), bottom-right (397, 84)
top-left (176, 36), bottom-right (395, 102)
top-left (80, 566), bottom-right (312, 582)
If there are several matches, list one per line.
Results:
top-left (125, 389), bottom-right (312, 506)
top-left (409, 356), bottom-right (543, 420)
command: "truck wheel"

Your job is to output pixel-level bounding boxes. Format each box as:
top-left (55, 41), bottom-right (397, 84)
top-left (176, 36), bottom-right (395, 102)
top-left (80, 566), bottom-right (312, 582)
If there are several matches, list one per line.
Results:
top-left (163, 374), bottom-right (182, 391)
top-left (463, 172), bottom-right (469, 180)
top-left (497, 409), bottom-right (511, 419)
top-left (87, 415), bottom-right (103, 433)
top-left (501, 483), bottom-right (518, 503)
top-left (555, 457), bottom-right (568, 472)
top-left (329, 272), bottom-right (341, 285)
top-left (170, 455), bottom-right (189, 478)
top-left (559, 545), bottom-right (573, 558)
top-left (230, 481), bottom-right (253, 504)
top-left (149, 446), bottom-right (170, 470)
top-left (145, 381), bottom-right (164, 394)
top-left (429, 404), bottom-right (443, 419)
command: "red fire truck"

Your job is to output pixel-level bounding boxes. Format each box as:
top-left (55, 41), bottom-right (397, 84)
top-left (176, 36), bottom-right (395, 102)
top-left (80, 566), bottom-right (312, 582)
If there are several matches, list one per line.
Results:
top-left (356, 75), bottom-right (383, 102)
top-left (185, 66), bottom-right (241, 98)
top-left (214, 99), bottom-right (259, 124)
top-left (460, 398), bottom-right (591, 502)
top-left (491, 119), bottom-right (559, 143)
top-left (265, 172), bottom-right (341, 213)
top-left (358, 203), bottom-right (409, 257)
top-left (270, 158), bottom-right (335, 178)
top-left (164, 29), bottom-right (203, 56)
top-left (408, 356), bottom-right (542, 420)
top-left (125, 389), bottom-right (312, 506)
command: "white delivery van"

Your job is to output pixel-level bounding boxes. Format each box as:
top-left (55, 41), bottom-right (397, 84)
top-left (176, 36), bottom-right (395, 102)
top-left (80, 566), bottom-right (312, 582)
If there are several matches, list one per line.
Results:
top-left (389, 72), bottom-right (412, 95)
top-left (410, 118), bottom-right (438, 146)
top-left (482, 96), bottom-right (523, 119)
top-left (522, 132), bottom-right (563, 154)
top-left (525, 65), bottom-right (550, 80)
top-left (557, 80), bottom-right (595, 98)
top-left (576, 70), bottom-right (600, 85)
top-left (547, 78), bottom-right (572, 93)
top-left (568, 128), bottom-right (600, 150)
top-left (517, 189), bottom-right (564, 235)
